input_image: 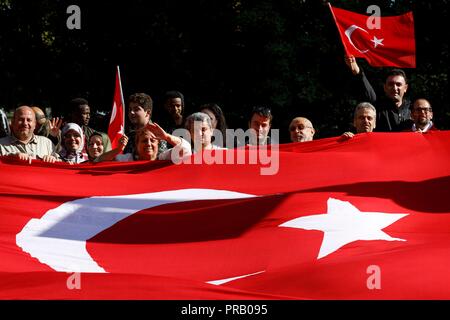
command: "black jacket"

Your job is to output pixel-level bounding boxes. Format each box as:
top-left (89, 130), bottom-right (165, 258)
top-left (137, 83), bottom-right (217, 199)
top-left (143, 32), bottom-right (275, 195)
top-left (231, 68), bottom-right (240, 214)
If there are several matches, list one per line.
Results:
top-left (356, 69), bottom-right (413, 132)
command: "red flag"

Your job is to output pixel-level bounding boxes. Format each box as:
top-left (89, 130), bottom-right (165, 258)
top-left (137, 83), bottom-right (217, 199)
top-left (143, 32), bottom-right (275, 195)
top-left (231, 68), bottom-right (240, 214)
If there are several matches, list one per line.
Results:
top-left (107, 66), bottom-right (125, 150)
top-left (329, 4), bottom-right (416, 68)
top-left (1, 132), bottom-right (450, 299)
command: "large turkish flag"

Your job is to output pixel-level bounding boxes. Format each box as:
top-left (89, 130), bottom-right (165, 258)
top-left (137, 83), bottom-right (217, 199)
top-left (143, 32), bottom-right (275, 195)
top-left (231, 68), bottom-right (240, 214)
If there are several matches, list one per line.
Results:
top-left (1, 132), bottom-right (449, 299)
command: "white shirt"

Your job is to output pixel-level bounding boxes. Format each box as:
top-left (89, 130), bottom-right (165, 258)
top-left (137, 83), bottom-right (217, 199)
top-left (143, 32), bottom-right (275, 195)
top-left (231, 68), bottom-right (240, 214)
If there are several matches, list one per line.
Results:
top-left (412, 121), bottom-right (433, 133)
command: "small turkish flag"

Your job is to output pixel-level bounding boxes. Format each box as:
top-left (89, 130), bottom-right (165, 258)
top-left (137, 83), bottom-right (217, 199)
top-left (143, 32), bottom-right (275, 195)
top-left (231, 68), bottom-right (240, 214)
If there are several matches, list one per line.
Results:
top-left (108, 66), bottom-right (125, 151)
top-left (329, 4), bottom-right (416, 68)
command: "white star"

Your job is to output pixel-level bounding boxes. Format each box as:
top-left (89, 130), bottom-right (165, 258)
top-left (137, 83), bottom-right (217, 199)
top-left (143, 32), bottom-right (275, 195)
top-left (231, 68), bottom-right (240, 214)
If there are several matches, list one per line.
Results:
top-left (371, 36), bottom-right (384, 48)
top-left (118, 124), bottom-right (124, 135)
top-left (279, 198), bottom-right (408, 259)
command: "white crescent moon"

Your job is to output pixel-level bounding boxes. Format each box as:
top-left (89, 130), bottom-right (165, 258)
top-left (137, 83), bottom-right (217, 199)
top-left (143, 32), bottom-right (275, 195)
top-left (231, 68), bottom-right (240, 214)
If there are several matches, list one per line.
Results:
top-left (109, 101), bottom-right (117, 125)
top-left (16, 189), bottom-right (256, 273)
top-left (344, 25), bottom-right (369, 54)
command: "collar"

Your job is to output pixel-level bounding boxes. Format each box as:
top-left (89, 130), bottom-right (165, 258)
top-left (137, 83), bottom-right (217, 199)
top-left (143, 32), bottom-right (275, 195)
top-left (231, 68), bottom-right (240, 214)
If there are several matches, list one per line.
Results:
top-left (11, 134), bottom-right (38, 145)
top-left (412, 121), bottom-right (433, 133)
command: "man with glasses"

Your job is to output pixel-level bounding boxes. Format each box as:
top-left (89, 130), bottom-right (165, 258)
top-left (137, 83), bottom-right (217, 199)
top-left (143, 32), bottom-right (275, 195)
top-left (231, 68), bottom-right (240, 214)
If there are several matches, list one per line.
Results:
top-left (409, 99), bottom-right (437, 133)
top-left (288, 117), bottom-right (315, 142)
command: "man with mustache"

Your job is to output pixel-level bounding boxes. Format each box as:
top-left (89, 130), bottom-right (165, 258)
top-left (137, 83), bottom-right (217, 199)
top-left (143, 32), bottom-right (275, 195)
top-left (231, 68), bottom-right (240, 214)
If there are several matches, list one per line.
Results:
top-left (408, 98), bottom-right (438, 133)
top-left (0, 106), bottom-right (59, 163)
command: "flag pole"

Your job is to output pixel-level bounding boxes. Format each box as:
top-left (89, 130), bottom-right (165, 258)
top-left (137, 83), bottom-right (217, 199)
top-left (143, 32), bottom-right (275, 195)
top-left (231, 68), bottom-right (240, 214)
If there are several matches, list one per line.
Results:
top-left (327, 2), bottom-right (350, 54)
top-left (116, 65), bottom-right (125, 134)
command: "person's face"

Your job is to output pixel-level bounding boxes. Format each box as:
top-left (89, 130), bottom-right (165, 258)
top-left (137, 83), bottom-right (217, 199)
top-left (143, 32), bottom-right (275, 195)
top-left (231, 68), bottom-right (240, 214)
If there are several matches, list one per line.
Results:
top-left (136, 131), bottom-right (159, 161)
top-left (201, 109), bottom-right (217, 129)
top-left (249, 113), bottom-right (271, 145)
top-left (64, 129), bottom-right (82, 152)
top-left (289, 119), bottom-right (315, 142)
top-left (411, 100), bottom-right (433, 127)
top-left (384, 75), bottom-right (408, 103)
top-left (165, 98), bottom-right (183, 118)
top-left (354, 108), bottom-right (376, 133)
top-left (78, 105), bottom-right (90, 126)
top-left (189, 120), bottom-right (213, 149)
top-left (128, 102), bottom-right (150, 128)
top-left (88, 135), bottom-right (104, 159)
top-left (12, 107), bottom-right (36, 141)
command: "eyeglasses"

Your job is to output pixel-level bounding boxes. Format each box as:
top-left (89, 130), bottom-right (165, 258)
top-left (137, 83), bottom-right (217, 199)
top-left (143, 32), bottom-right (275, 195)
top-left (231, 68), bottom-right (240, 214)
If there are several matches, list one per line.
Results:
top-left (290, 125), bottom-right (312, 131)
top-left (413, 107), bottom-right (432, 113)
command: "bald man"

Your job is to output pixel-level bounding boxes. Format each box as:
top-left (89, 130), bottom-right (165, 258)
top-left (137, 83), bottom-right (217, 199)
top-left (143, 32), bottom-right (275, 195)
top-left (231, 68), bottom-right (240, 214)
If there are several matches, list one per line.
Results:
top-left (289, 117), bottom-right (315, 142)
top-left (0, 106), bottom-right (59, 163)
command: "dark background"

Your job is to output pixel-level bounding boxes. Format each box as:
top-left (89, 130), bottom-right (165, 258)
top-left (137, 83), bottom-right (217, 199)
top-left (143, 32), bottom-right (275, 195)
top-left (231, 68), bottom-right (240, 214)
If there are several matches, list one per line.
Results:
top-left (0, 0), bottom-right (448, 142)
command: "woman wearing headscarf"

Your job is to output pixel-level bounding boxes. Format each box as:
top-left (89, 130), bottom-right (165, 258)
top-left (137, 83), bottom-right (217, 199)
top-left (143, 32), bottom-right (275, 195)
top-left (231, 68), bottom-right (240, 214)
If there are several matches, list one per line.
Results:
top-left (58, 122), bottom-right (89, 164)
top-left (88, 131), bottom-right (129, 163)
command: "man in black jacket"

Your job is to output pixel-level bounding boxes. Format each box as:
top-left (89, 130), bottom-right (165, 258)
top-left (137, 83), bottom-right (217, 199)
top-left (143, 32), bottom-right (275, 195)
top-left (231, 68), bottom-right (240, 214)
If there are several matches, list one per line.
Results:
top-left (345, 55), bottom-right (413, 132)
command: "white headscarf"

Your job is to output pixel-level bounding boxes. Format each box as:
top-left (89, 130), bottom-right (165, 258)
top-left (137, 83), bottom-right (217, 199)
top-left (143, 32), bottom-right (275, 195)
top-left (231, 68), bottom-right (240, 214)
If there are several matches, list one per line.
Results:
top-left (59, 122), bottom-right (88, 163)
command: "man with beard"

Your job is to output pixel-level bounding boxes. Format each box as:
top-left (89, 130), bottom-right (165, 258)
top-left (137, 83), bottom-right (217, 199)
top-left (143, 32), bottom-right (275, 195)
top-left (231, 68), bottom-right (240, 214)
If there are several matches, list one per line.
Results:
top-left (0, 106), bottom-right (59, 163)
top-left (408, 99), bottom-right (437, 132)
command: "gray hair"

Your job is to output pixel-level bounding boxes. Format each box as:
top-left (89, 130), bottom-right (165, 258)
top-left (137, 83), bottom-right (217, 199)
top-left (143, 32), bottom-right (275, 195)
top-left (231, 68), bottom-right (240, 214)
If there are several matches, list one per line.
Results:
top-left (354, 102), bottom-right (376, 119)
top-left (184, 112), bottom-right (212, 130)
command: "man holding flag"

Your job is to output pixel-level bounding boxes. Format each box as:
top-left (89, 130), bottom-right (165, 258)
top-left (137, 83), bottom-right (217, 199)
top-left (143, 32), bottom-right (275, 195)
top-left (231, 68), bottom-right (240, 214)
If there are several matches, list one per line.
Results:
top-left (344, 55), bottom-right (413, 132)
top-left (329, 3), bottom-right (416, 132)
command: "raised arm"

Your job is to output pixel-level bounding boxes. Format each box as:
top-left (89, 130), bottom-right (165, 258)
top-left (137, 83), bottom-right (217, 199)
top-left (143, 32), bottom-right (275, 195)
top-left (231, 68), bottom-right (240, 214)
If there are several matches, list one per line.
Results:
top-left (344, 55), bottom-right (377, 104)
top-left (94, 135), bottom-right (129, 162)
top-left (146, 122), bottom-right (182, 147)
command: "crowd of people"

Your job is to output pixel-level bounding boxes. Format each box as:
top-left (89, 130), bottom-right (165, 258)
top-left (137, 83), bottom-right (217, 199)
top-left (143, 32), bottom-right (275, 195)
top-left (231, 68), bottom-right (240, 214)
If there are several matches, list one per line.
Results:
top-left (0, 56), bottom-right (439, 165)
